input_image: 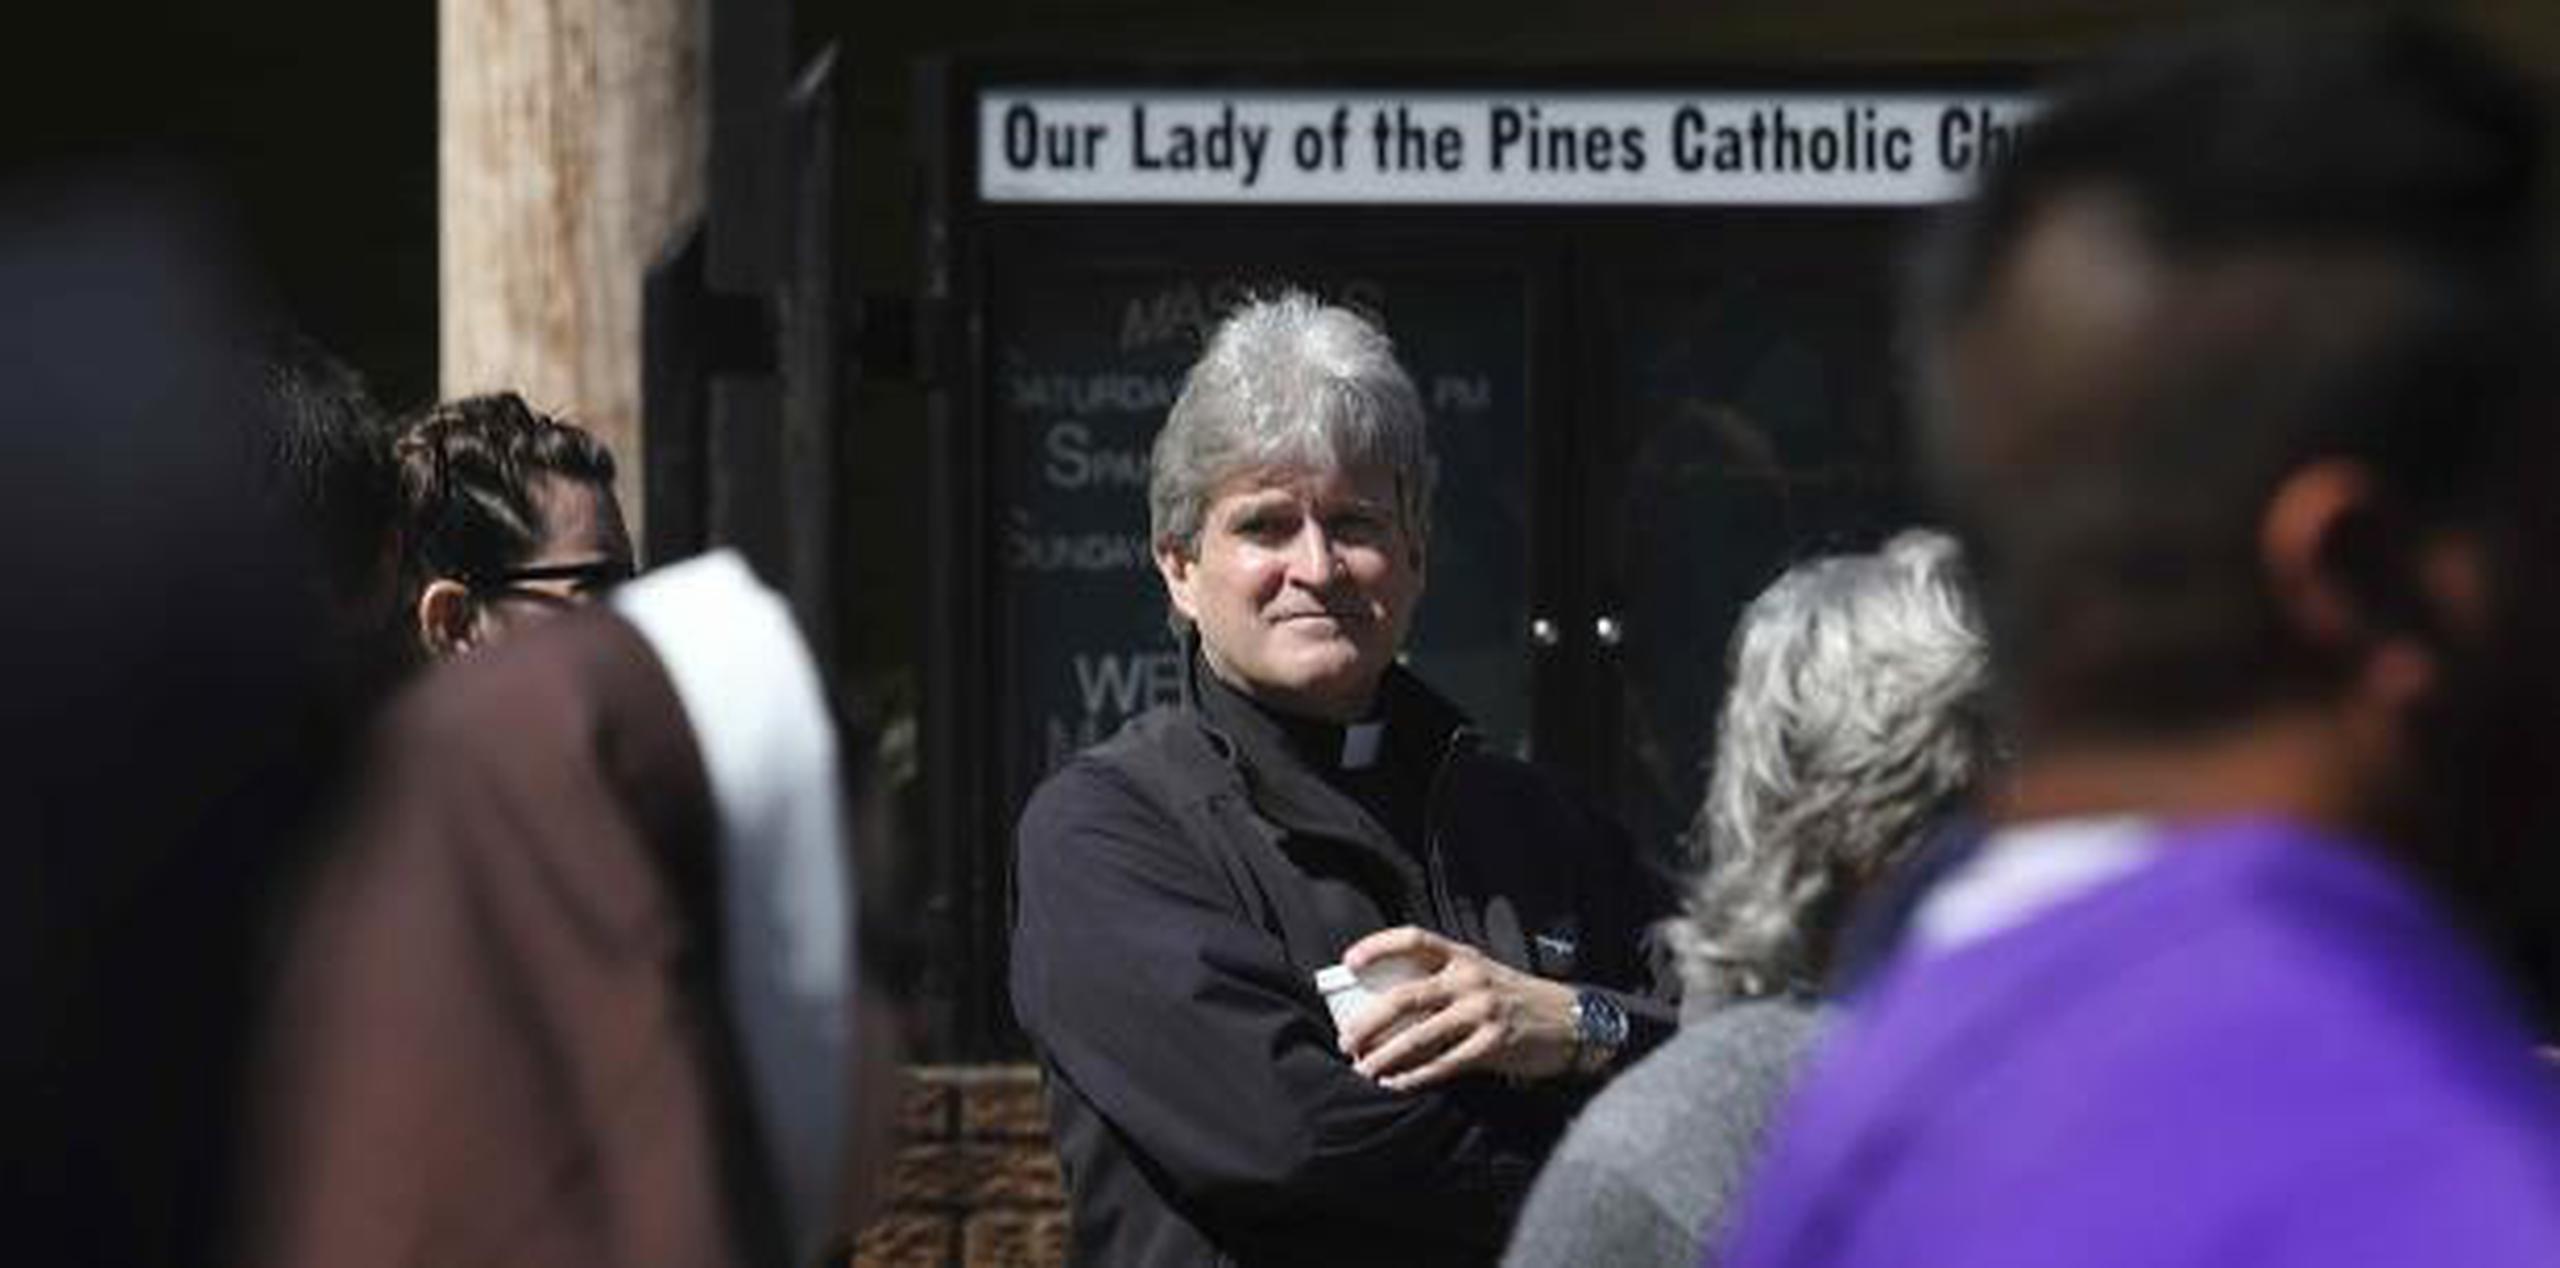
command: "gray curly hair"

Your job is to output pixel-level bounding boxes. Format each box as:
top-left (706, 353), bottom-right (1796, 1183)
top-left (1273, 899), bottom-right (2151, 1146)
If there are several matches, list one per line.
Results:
top-left (1148, 291), bottom-right (1437, 560)
top-left (1671, 529), bottom-right (1993, 1008)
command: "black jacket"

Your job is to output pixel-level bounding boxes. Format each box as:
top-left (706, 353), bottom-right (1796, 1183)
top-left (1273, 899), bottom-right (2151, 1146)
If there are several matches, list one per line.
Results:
top-left (1011, 658), bottom-right (1679, 1268)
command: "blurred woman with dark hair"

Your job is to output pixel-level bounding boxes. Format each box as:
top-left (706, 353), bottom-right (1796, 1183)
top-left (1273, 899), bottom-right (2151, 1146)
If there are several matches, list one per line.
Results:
top-left (394, 391), bottom-right (634, 658)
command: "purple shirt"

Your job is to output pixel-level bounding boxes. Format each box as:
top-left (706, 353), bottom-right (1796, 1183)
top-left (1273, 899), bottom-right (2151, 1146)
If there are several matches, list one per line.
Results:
top-left (1721, 817), bottom-right (2560, 1268)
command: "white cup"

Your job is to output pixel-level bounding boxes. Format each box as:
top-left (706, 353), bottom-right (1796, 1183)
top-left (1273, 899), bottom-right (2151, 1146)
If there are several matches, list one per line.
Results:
top-left (1314, 951), bottom-right (1431, 1044)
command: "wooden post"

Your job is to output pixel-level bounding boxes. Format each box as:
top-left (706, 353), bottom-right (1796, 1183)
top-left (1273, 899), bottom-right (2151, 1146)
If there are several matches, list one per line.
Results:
top-left (438, 0), bottom-right (704, 538)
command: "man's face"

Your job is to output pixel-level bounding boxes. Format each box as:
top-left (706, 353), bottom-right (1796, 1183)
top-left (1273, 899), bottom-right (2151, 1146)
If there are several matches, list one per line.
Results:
top-left (475, 475), bottom-right (635, 638)
top-left (1157, 461), bottom-right (1424, 722)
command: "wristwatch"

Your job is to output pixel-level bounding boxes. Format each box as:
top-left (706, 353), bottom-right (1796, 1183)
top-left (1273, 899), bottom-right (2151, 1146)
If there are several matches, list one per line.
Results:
top-left (1570, 989), bottom-right (1629, 1077)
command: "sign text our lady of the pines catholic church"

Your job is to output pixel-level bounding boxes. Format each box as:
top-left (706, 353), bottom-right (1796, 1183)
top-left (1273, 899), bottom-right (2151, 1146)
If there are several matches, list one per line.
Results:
top-left (981, 89), bottom-right (2039, 206)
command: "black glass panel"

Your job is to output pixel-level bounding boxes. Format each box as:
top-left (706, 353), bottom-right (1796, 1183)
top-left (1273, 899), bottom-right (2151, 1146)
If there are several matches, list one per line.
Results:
top-left (1596, 224), bottom-right (1916, 863)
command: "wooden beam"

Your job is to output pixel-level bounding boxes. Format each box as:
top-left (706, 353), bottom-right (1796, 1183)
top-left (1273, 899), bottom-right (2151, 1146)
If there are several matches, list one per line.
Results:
top-left (439, 0), bottom-right (704, 539)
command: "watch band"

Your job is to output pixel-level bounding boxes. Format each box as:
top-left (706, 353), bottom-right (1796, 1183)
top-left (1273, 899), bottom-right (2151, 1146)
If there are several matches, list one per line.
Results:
top-left (1571, 989), bottom-right (1628, 1077)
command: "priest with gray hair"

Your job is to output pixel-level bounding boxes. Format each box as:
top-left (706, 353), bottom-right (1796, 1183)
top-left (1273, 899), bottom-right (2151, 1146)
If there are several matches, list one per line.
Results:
top-left (1012, 290), bottom-right (1680, 1268)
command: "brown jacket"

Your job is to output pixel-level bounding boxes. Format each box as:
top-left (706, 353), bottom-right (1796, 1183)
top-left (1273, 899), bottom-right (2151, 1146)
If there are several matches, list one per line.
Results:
top-left (249, 609), bottom-right (788, 1268)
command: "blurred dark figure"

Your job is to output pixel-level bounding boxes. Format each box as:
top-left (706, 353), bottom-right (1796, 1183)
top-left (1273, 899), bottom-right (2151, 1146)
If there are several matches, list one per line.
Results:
top-left (260, 331), bottom-right (413, 697)
top-left (0, 182), bottom-right (350, 1267)
top-left (1725, 15), bottom-right (2560, 1268)
top-left (248, 551), bottom-right (902, 1268)
top-left (393, 391), bottom-right (634, 659)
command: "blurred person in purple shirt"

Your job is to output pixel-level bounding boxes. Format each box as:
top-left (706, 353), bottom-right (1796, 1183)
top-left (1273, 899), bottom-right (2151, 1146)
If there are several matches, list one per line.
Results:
top-left (1722, 15), bottom-right (2560, 1268)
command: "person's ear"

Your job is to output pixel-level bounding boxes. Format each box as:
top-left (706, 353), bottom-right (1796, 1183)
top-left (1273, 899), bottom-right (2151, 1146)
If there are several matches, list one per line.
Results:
top-left (2263, 459), bottom-right (2382, 653)
top-left (416, 579), bottom-right (479, 658)
top-left (2261, 458), bottom-right (2450, 709)
top-left (1154, 538), bottom-right (1202, 626)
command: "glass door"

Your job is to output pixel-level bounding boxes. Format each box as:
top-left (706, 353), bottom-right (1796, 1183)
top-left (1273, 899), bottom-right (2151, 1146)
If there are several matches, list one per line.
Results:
top-left (1580, 215), bottom-right (1922, 865)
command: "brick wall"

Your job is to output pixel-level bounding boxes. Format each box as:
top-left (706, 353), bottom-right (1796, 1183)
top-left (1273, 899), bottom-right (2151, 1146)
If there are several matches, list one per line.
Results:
top-left (851, 1065), bottom-right (1068, 1268)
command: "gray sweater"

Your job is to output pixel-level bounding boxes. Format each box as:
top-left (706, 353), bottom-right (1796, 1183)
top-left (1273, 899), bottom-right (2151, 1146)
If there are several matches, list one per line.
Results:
top-left (1502, 999), bottom-right (1823, 1268)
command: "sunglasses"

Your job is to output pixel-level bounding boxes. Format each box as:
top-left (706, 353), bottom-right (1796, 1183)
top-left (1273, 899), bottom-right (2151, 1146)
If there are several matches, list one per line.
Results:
top-left (464, 557), bottom-right (638, 605)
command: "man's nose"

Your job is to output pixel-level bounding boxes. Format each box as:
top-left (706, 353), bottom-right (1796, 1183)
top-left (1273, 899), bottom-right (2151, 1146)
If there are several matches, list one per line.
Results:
top-left (1284, 524), bottom-right (1340, 587)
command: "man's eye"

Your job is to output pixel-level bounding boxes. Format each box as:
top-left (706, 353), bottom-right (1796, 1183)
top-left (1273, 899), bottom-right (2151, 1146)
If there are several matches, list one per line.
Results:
top-left (1232, 512), bottom-right (1294, 540)
top-left (1328, 513), bottom-right (1388, 543)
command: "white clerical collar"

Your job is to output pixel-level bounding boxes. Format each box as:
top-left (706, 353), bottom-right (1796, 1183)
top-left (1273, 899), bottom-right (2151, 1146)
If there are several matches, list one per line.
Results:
top-left (1910, 815), bottom-right (2158, 954)
top-left (1341, 720), bottom-right (1386, 770)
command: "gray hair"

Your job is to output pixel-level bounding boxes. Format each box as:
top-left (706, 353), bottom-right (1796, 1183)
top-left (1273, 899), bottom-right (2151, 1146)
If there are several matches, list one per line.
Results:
top-left (1148, 291), bottom-right (1438, 556)
top-left (1671, 530), bottom-right (1993, 1008)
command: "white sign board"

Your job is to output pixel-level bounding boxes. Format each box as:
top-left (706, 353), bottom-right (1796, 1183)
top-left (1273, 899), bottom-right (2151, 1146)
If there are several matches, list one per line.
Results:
top-left (979, 90), bottom-right (2039, 206)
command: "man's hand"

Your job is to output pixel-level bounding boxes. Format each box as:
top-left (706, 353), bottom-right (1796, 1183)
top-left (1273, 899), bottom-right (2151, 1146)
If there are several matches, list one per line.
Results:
top-left (1336, 926), bottom-right (1579, 1092)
